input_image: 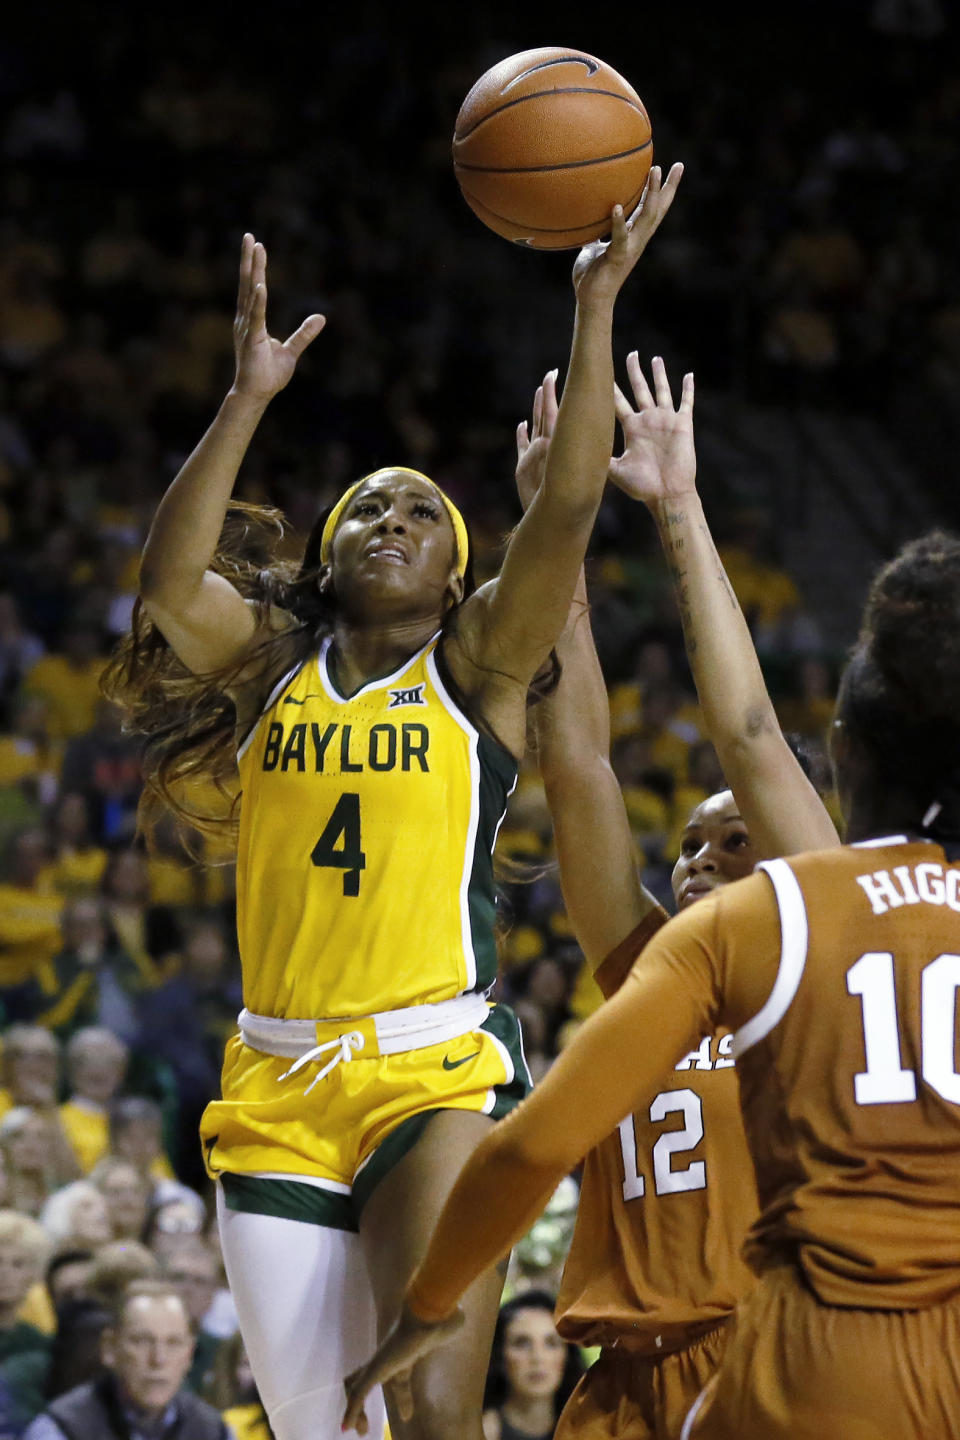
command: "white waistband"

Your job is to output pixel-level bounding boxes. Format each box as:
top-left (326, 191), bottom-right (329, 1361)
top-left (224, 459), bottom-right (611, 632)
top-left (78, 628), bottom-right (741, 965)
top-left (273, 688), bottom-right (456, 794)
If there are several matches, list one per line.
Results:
top-left (238, 992), bottom-right (491, 1061)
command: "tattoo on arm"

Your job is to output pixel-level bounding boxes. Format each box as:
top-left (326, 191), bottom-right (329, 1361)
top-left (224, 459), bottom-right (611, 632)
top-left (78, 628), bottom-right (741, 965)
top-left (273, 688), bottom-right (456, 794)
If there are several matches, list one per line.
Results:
top-left (660, 510), bottom-right (744, 659)
top-left (662, 510), bottom-right (697, 653)
top-left (698, 520), bottom-right (739, 611)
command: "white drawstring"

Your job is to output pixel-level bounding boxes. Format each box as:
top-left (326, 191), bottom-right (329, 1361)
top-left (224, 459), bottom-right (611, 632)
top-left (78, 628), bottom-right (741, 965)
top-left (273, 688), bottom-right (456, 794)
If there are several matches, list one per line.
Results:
top-left (277, 1031), bottom-right (365, 1095)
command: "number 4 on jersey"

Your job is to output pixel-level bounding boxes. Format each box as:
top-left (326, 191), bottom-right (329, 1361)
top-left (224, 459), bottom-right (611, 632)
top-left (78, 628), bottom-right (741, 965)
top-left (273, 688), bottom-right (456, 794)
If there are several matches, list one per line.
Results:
top-left (311, 793), bottom-right (366, 897)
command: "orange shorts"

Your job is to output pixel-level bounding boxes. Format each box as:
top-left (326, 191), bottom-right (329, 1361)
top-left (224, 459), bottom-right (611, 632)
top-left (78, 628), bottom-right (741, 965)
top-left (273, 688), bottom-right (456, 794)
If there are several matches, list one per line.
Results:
top-left (683, 1264), bottom-right (960, 1440)
top-left (555, 1323), bottom-right (730, 1440)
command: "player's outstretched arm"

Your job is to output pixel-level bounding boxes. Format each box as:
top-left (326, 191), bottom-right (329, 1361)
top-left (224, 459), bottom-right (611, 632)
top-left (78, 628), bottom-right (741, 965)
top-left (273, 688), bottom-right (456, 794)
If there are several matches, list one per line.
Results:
top-left (516, 373), bottom-right (656, 969)
top-left (139, 234), bottom-right (325, 677)
top-left (610, 353), bottom-right (838, 860)
top-left (451, 165), bottom-right (683, 717)
top-left (537, 589), bottom-right (660, 969)
top-left (342, 903), bottom-right (719, 1433)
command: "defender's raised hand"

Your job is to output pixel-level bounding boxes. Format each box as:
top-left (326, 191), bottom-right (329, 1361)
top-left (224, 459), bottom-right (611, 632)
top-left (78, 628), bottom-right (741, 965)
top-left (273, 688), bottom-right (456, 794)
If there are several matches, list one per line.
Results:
top-left (232, 233), bottom-right (326, 402)
top-left (608, 352), bottom-right (696, 508)
top-left (515, 368), bottom-right (560, 511)
top-left (572, 163), bottom-right (683, 309)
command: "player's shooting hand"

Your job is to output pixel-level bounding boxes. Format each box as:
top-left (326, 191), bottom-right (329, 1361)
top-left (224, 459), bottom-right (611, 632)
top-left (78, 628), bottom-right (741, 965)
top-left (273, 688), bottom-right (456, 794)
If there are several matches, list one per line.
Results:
top-left (515, 368), bottom-right (560, 511)
top-left (608, 353), bottom-right (696, 508)
top-left (231, 233), bottom-right (326, 403)
top-left (572, 163), bottom-right (683, 309)
top-left (341, 1301), bottom-right (464, 1435)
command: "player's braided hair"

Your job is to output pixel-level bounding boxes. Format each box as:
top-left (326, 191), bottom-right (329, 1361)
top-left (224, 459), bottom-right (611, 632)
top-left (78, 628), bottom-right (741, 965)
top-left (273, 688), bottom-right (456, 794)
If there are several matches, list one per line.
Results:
top-left (836, 530), bottom-right (960, 841)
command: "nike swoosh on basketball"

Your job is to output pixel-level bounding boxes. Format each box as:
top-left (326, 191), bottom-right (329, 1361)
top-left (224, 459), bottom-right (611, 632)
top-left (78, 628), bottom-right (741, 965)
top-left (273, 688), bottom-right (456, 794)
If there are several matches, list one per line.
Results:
top-left (442, 1051), bottom-right (481, 1070)
top-left (504, 55), bottom-right (599, 91)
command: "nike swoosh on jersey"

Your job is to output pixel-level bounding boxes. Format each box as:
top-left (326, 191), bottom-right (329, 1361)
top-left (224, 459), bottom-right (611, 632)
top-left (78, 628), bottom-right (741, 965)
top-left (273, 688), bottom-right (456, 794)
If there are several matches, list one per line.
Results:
top-left (442, 1051), bottom-right (482, 1070)
top-left (283, 695), bottom-right (326, 705)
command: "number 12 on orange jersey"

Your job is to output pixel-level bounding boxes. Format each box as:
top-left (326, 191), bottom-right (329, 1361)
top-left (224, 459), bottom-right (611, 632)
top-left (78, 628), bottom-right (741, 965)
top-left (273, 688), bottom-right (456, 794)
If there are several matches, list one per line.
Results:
top-left (311, 793), bottom-right (366, 896)
top-left (618, 1088), bottom-right (706, 1199)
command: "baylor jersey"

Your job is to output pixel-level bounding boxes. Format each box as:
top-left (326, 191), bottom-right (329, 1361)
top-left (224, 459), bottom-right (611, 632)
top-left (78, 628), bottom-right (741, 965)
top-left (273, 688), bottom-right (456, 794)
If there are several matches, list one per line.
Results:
top-left (235, 633), bottom-right (517, 1020)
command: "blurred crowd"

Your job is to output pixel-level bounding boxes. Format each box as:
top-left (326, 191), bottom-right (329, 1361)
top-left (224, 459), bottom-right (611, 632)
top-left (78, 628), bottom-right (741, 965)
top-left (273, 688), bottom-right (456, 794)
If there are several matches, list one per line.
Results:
top-left (0, 0), bottom-right (955, 1433)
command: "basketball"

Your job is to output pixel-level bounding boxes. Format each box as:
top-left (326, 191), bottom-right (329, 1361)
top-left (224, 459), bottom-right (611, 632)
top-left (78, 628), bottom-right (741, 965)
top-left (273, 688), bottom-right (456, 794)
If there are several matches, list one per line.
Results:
top-left (452, 48), bottom-right (653, 250)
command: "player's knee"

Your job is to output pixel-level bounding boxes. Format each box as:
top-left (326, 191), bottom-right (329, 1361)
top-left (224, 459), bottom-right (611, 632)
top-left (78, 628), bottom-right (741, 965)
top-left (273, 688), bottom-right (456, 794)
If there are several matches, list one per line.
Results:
top-left (395, 1394), bottom-right (485, 1440)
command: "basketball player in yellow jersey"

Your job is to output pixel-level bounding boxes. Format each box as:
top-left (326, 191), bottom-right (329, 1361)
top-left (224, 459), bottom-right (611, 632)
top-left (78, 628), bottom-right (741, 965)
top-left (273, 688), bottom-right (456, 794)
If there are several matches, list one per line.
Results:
top-left (107, 163), bottom-right (683, 1440)
top-left (515, 356), bottom-right (836, 1438)
top-left (343, 531), bottom-right (960, 1440)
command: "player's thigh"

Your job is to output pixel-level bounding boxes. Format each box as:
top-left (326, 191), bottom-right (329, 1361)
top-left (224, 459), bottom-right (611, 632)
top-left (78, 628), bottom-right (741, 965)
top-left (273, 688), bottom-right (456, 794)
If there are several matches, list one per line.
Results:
top-left (359, 1109), bottom-right (504, 1440)
top-left (216, 1184), bottom-right (386, 1440)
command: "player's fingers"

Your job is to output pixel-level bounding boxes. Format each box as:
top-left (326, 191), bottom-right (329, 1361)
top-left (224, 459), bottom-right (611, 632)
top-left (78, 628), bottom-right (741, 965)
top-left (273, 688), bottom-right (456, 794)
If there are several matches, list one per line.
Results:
top-left (661, 160), bottom-right (685, 200)
top-left (543, 368), bottom-right (559, 433)
top-left (394, 1369), bottom-right (415, 1423)
top-left (649, 162), bottom-right (683, 231)
top-left (651, 355), bottom-right (674, 409)
top-left (249, 281), bottom-right (267, 333)
top-left (626, 350), bottom-right (655, 410)
top-left (680, 371), bottom-right (695, 415)
top-left (609, 203), bottom-right (627, 250)
top-left (630, 165), bottom-right (660, 227)
top-left (636, 162), bottom-right (682, 234)
top-left (237, 232), bottom-right (254, 316)
top-left (516, 419), bottom-right (529, 458)
top-left (531, 383), bottom-right (543, 439)
top-left (342, 1368), bottom-right (372, 1434)
top-left (613, 382), bottom-right (634, 427)
top-left (283, 313), bottom-right (326, 359)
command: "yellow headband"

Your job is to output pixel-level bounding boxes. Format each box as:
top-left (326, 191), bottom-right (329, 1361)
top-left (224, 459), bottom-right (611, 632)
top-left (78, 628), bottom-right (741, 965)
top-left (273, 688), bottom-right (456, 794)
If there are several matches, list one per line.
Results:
top-left (319, 469), bottom-right (469, 579)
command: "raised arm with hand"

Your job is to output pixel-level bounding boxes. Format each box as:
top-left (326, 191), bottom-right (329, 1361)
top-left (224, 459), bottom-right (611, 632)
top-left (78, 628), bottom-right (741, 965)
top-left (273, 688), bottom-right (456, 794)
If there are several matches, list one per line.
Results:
top-left (139, 234), bottom-right (325, 677)
top-left (610, 353), bottom-right (837, 859)
top-left (517, 372), bottom-right (655, 969)
top-left (448, 165), bottom-right (683, 755)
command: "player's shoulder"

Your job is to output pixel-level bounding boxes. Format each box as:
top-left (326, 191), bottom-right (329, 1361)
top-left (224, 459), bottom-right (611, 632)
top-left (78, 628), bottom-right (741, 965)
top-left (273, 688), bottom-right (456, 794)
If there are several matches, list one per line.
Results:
top-left (701, 868), bottom-right (784, 951)
top-left (773, 836), bottom-right (934, 881)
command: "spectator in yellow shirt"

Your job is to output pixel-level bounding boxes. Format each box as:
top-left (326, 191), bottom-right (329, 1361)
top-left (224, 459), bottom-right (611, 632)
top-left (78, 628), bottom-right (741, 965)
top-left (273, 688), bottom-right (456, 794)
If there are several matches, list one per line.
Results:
top-left (0, 830), bottom-right (62, 990)
top-left (23, 622), bottom-right (105, 741)
top-left (58, 1028), bottom-right (130, 1174)
top-left (108, 1097), bottom-right (177, 1188)
top-left (40, 794), bottom-right (107, 898)
top-left (0, 1026), bottom-right (61, 1122)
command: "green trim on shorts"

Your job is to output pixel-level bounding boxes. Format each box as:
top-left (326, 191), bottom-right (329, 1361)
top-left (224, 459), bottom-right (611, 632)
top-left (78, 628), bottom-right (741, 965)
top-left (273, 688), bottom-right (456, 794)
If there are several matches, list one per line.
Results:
top-left (218, 1005), bottom-right (533, 1230)
top-left (352, 1003), bottom-right (533, 1216)
top-left (352, 1107), bottom-right (440, 1219)
top-left (482, 1003), bottom-right (533, 1119)
top-left (220, 1173), bottom-right (358, 1232)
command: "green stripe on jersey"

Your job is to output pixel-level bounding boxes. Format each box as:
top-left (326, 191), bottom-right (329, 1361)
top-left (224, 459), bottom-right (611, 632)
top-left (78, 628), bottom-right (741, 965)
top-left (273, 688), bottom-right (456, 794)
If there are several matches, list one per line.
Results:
top-left (468, 732), bottom-right (518, 991)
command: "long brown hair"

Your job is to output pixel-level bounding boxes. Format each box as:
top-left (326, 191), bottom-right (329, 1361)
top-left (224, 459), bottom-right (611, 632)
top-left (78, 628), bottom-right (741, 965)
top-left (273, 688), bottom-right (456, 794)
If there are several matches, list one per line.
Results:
top-left (102, 497), bottom-right (491, 848)
top-left (101, 501), bottom-right (332, 846)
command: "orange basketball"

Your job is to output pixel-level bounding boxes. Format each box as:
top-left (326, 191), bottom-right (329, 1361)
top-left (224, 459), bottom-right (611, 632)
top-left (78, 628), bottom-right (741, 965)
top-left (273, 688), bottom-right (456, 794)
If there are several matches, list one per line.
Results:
top-left (453, 48), bottom-right (653, 250)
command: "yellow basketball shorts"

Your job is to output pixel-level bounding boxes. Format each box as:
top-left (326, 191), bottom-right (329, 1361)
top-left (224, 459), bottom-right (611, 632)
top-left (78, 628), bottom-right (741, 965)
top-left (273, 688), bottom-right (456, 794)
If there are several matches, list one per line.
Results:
top-left (201, 1002), bottom-right (530, 1231)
